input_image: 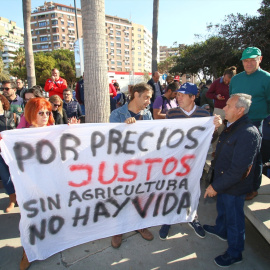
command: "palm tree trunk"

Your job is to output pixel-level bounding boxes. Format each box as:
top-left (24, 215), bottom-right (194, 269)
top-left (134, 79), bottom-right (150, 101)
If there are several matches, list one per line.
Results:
top-left (152, 0), bottom-right (159, 73)
top-left (23, 0), bottom-right (36, 87)
top-left (81, 0), bottom-right (110, 123)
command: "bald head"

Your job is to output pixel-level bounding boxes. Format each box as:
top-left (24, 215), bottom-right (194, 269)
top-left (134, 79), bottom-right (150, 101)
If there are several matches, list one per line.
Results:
top-left (152, 71), bottom-right (160, 83)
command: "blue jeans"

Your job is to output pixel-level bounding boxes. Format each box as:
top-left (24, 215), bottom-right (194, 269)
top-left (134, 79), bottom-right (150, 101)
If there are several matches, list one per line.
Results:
top-left (0, 155), bottom-right (15, 195)
top-left (215, 193), bottom-right (245, 258)
top-left (80, 104), bottom-right (85, 115)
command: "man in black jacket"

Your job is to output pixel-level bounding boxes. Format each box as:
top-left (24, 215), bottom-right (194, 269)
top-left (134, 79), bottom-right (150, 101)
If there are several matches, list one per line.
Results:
top-left (204, 93), bottom-right (261, 267)
top-left (147, 71), bottom-right (162, 114)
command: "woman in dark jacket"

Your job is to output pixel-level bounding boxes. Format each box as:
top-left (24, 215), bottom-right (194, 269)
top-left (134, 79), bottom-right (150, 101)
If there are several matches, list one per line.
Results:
top-left (0, 94), bottom-right (19, 213)
top-left (49, 95), bottom-right (68, 124)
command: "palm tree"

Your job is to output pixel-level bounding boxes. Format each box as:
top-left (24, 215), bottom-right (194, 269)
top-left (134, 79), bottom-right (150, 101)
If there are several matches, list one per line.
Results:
top-left (152, 0), bottom-right (159, 73)
top-left (81, 0), bottom-right (110, 123)
top-left (23, 0), bottom-right (36, 87)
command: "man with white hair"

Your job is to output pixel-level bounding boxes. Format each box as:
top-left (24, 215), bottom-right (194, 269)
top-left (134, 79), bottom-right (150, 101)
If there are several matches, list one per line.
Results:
top-left (204, 93), bottom-right (261, 267)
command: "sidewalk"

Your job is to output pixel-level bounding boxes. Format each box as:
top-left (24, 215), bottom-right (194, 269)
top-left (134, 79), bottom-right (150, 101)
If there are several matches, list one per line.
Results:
top-left (1, 179), bottom-right (270, 270)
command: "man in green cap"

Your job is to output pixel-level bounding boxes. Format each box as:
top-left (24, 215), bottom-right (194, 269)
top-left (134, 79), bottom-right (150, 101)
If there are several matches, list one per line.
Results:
top-left (230, 47), bottom-right (270, 200)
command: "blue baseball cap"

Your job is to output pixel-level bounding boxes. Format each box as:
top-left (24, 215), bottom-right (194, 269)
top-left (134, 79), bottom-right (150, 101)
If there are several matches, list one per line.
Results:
top-left (177, 82), bottom-right (198, 96)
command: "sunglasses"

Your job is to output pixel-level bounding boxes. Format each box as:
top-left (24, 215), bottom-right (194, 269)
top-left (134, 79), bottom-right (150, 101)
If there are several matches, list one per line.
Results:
top-left (1, 87), bottom-right (12, 91)
top-left (38, 111), bottom-right (51, 117)
top-left (53, 103), bottom-right (61, 107)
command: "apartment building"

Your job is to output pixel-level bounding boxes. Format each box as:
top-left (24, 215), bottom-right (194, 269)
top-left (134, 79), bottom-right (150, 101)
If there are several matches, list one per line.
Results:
top-left (159, 45), bottom-right (181, 62)
top-left (0, 17), bottom-right (24, 68)
top-left (105, 15), bottom-right (133, 73)
top-left (30, 1), bottom-right (82, 52)
top-left (131, 23), bottom-right (159, 73)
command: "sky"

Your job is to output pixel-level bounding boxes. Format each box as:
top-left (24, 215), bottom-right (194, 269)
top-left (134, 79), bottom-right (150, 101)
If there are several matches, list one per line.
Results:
top-left (0, 0), bottom-right (262, 47)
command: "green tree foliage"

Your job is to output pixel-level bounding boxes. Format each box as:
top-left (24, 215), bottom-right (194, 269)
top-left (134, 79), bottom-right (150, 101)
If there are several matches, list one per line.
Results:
top-left (170, 37), bottom-right (239, 79)
top-left (0, 40), bottom-right (10, 80)
top-left (169, 0), bottom-right (270, 78)
top-left (8, 47), bottom-right (27, 79)
top-left (50, 49), bottom-right (76, 87)
top-left (8, 48), bottom-right (76, 87)
top-left (34, 52), bottom-right (56, 85)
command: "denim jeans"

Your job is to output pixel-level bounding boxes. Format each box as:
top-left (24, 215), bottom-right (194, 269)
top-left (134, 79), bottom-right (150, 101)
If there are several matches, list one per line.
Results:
top-left (0, 155), bottom-right (15, 195)
top-left (215, 193), bottom-right (245, 258)
top-left (80, 104), bottom-right (85, 115)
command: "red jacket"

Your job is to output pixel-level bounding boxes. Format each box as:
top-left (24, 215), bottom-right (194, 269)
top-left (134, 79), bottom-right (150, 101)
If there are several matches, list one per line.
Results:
top-left (109, 83), bottom-right (117, 98)
top-left (44, 77), bottom-right (67, 99)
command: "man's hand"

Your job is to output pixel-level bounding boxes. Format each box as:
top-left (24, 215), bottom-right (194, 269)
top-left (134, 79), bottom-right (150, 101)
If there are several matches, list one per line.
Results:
top-left (125, 117), bottom-right (136, 124)
top-left (204, 184), bottom-right (217, 198)
top-left (213, 114), bottom-right (222, 130)
top-left (217, 94), bottom-right (225, 100)
top-left (51, 76), bottom-right (55, 82)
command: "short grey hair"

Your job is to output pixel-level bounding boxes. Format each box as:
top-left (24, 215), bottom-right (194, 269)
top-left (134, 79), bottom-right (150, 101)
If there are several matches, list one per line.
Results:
top-left (231, 93), bottom-right (252, 114)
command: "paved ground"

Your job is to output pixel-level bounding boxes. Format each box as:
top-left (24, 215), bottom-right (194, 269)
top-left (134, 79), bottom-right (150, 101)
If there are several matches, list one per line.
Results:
top-left (1, 179), bottom-right (270, 270)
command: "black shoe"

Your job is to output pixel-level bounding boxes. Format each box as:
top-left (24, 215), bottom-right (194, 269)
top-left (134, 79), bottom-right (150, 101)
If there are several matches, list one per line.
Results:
top-left (188, 220), bottom-right (205, 238)
top-left (203, 225), bottom-right (227, 241)
top-left (214, 251), bottom-right (242, 267)
top-left (159, 225), bottom-right (171, 240)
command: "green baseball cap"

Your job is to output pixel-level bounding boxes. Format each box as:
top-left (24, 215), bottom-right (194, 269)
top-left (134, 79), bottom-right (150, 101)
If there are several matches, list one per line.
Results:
top-left (240, 47), bottom-right (261, 60)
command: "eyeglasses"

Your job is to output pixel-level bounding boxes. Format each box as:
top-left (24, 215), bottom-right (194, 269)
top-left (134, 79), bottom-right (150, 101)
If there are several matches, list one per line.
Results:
top-left (38, 111), bottom-right (51, 117)
top-left (63, 93), bottom-right (71, 96)
top-left (1, 87), bottom-right (12, 91)
top-left (53, 103), bottom-right (61, 107)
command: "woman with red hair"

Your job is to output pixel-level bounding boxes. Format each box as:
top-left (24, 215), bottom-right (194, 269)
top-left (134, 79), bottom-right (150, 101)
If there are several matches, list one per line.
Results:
top-left (24, 97), bottom-right (55, 127)
top-left (18, 98), bottom-right (54, 270)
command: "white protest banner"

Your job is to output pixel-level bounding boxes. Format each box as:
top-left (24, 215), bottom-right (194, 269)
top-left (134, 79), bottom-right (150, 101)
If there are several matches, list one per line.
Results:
top-left (0, 117), bottom-right (214, 261)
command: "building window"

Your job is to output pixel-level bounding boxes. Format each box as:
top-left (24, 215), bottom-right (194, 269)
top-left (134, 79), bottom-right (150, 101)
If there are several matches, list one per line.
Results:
top-left (111, 60), bottom-right (115, 64)
top-left (117, 55), bottom-right (122, 60)
top-left (116, 31), bottom-right (121, 35)
top-left (110, 49), bottom-right (114, 54)
top-left (39, 21), bottom-right (47, 27)
top-left (138, 58), bottom-right (141, 61)
top-left (35, 30), bottom-right (40, 35)
top-left (116, 43), bottom-right (121, 48)
top-left (40, 36), bottom-right (49, 41)
top-left (138, 28), bottom-right (141, 32)
top-left (124, 38), bottom-right (129, 42)
top-left (110, 42), bottom-right (114, 46)
top-left (138, 52), bottom-right (141, 55)
top-left (52, 20), bottom-right (58, 25)
top-left (53, 36), bottom-right (59, 41)
top-left (138, 34), bottom-right (141, 38)
top-left (61, 21), bottom-right (64, 25)
top-left (116, 37), bottom-right (121, 41)
top-left (51, 14), bottom-right (56, 18)
top-left (116, 49), bottom-right (121, 54)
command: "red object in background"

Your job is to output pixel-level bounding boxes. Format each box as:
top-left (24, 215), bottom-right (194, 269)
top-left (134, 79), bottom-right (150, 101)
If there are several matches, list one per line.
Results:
top-left (109, 83), bottom-right (117, 97)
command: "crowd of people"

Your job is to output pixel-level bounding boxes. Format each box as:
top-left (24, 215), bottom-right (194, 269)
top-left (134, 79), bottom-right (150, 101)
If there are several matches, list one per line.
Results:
top-left (0, 46), bottom-right (269, 269)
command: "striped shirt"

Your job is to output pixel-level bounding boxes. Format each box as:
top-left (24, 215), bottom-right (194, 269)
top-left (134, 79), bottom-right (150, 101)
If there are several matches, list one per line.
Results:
top-left (166, 105), bottom-right (210, 119)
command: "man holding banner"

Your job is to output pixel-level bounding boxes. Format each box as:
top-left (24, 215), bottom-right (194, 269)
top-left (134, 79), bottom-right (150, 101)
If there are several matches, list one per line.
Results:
top-left (109, 82), bottom-right (154, 248)
top-left (159, 82), bottom-right (221, 240)
top-left (204, 94), bottom-right (261, 267)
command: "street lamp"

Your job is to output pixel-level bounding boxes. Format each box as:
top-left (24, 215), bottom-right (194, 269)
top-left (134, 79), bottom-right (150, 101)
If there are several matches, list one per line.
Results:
top-left (131, 38), bottom-right (144, 84)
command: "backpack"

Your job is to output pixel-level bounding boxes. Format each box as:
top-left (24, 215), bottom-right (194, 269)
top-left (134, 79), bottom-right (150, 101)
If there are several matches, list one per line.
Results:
top-left (161, 96), bottom-right (172, 112)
